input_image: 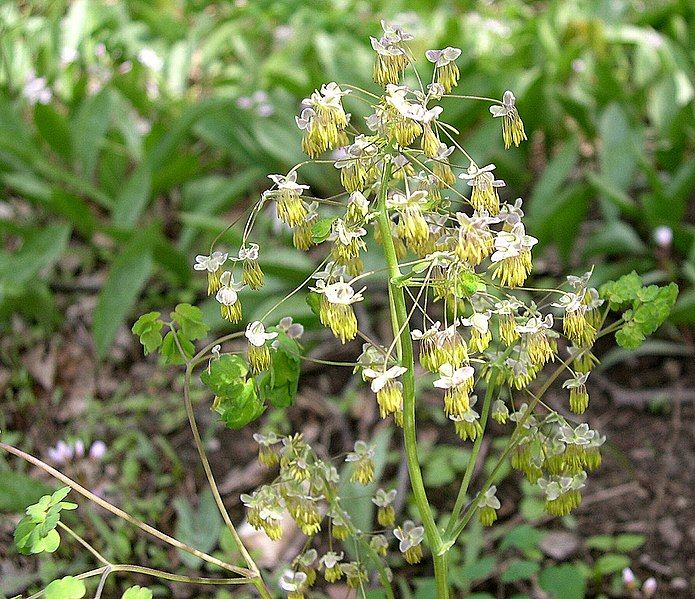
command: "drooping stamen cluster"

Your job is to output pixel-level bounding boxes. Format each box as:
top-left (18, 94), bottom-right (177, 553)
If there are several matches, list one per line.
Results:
top-left (370, 20), bottom-right (413, 86)
top-left (490, 90), bottom-right (527, 149)
top-left (426, 47), bottom-right (462, 93)
top-left (297, 82), bottom-right (351, 157)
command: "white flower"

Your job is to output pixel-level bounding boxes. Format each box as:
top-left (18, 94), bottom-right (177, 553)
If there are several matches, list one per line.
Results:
top-left (194, 251), bottom-right (228, 272)
top-left (311, 278), bottom-right (366, 305)
top-left (302, 81), bottom-right (350, 110)
top-left (266, 171), bottom-right (310, 193)
top-left (459, 162), bottom-right (506, 188)
top-left (477, 485), bottom-right (501, 509)
top-left (345, 440), bottom-right (375, 462)
top-left (516, 314), bottom-right (553, 334)
top-left (279, 569), bottom-right (307, 592)
top-left (230, 243), bottom-right (259, 261)
top-left (295, 107), bottom-right (315, 131)
top-left (330, 219), bottom-right (367, 245)
top-left (562, 373), bottom-right (590, 391)
top-left (311, 261), bottom-right (348, 281)
top-left (393, 520), bottom-right (424, 552)
top-left (489, 90), bottom-right (517, 118)
top-left (363, 365), bottom-right (407, 393)
top-left (461, 311), bottom-right (491, 334)
top-left (245, 321), bottom-right (278, 347)
top-left (433, 363), bottom-right (474, 389)
top-left (411, 321), bottom-right (441, 340)
top-left (319, 551), bottom-right (344, 569)
top-left (386, 189), bottom-right (428, 210)
top-left (22, 73), bottom-right (52, 105)
top-left (425, 47), bottom-right (461, 67)
top-left (372, 488), bottom-right (397, 507)
top-left (278, 316), bottom-right (304, 339)
top-left (491, 223), bottom-right (538, 262)
top-left (215, 272), bottom-right (245, 306)
top-left (137, 47), bottom-right (163, 71)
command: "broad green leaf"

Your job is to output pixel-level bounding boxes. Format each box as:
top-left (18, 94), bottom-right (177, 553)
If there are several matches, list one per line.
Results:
top-left (311, 217), bottom-right (336, 243)
top-left (160, 330), bottom-right (195, 365)
top-left (594, 553), bottom-right (631, 576)
top-left (122, 587), bottom-right (152, 599)
top-left (614, 534), bottom-right (646, 552)
top-left (171, 303), bottom-right (209, 341)
top-left (93, 230), bottom-right (154, 359)
top-left (174, 489), bottom-right (222, 569)
top-left (131, 312), bottom-right (164, 355)
top-left (215, 379), bottom-right (265, 429)
top-left (201, 355), bottom-right (248, 396)
top-left (582, 221), bottom-right (646, 258)
top-left (0, 471), bottom-right (51, 513)
top-left (500, 559), bottom-right (540, 583)
top-left (539, 564), bottom-right (586, 599)
top-left (598, 104), bottom-right (638, 215)
top-left (112, 165), bottom-right (152, 228)
top-left (500, 525), bottom-right (544, 552)
top-left (257, 333), bottom-right (301, 408)
top-left (44, 576), bottom-right (86, 599)
top-left (34, 104), bottom-right (73, 162)
top-left (585, 535), bottom-right (615, 551)
top-left (72, 89), bottom-right (114, 179)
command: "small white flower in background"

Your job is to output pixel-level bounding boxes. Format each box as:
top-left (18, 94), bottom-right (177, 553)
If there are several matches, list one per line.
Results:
top-left (137, 47), bottom-right (163, 72)
top-left (89, 440), bottom-right (107, 461)
top-left (311, 261), bottom-right (348, 282)
top-left (193, 251), bottom-right (228, 272)
top-left (622, 567), bottom-right (636, 589)
top-left (425, 46), bottom-right (461, 67)
top-left (237, 96), bottom-right (253, 109)
top-left (47, 440), bottom-right (73, 465)
top-left (22, 72), bottom-right (52, 105)
top-left (433, 363), bottom-right (474, 390)
top-left (273, 24), bottom-right (294, 43)
top-left (489, 90), bottom-right (518, 118)
top-left (94, 43), bottom-right (106, 58)
top-left (267, 171), bottom-right (310, 194)
top-left (642, 577), bottom-right (657, 597)
top-left (74, 440), bottom-right (85, 458)
top-left (477, 485), bottom-right (501, 509)
top-left (653, 225), bottom-right (672, 248)
top-left (319, 551), bottom-right (343, 569)
top-left (60, 47), bottom-right (79, 65)
top-left (363, 365), bottom-right (407, 393)
top-left (278, 316), bottom-right (304, 339)
top-left (245, 321), bottom-right (278, 347)
top-left (237, 91), bottom-right (274, 117)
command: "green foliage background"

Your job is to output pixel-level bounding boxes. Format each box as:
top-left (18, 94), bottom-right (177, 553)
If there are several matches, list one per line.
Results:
top-left (0, 0), bottom-right (692, 350)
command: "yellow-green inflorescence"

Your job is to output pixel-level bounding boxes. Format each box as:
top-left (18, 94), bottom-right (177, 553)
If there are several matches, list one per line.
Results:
top-left (189, 18), bottom-right (610, 588)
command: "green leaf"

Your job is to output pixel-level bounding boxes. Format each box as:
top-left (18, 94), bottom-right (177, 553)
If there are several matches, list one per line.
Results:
top-left (311, 217), bottom-right (336, 243)
top-left (582, 221), bottom-right (646, 258)
top-left (14, 487), bottom-right (74, 555)
top-left (34, 104), bottom-right (73, 162)
top-left (121, 587), bottom-right (152, 599)
top-left (171, 303), bottom-right (209, 341)
top-left (174, 489), bottom-right (222, 569)
top-left (132, 312), bottom-right (164, 355)
top-left (452, 556), bottom-right (496, 587)
top-left (500, 559), bottom-right (540, 583)
top-left (614, 534), bottom-right (646, 552)
top-left (44, 576), bottom-right (86, 599)
top-left (0, 471), bottom-right (51, 513)
top-left (585, 535), bottom-right (615, 551)
top-left (0, 224), bottom-right (71, 292)
top-left (500, 525), bottom-right (544, 552)
top-left (594, 553), bottom-right (631, 576)
top-left (93, 230), bottom-right (154, 359)
top-left (600, 271), bottom-right (643, 307)
top-left (112, 165), bottom-right (152, 229)
top-left (72, 89), bottom-right (114, 178)
top-left (257, 332), bottom-right (301, 408)
top-left (160, 330), bottom-right (195, 365)
top-left (215, 379), bottom-right (265, 429)
top-left (539, 564), bottom-right (586, 599)
top-left (201, 354), bottom-right (248, 396)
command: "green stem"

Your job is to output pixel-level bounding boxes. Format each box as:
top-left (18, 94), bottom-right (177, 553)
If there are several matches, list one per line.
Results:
top-left (183, 364), bottom-right (271, 598)
top-left (444, 370), bottom-right (498, 540)
top-left (376, 158), bottom-right (449, 598)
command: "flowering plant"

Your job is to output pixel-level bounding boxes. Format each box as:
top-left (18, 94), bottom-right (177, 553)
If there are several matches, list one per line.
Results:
top-left (3, 20), bottom-right (678, 599)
